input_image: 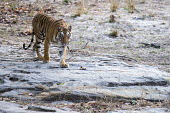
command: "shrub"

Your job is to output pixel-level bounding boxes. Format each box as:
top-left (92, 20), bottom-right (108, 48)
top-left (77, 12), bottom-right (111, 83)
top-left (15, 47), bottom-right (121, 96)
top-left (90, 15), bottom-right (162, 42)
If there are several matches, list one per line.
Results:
top-left (110, 0), bottom-right (119, 12)
top-left (126, 0), bottom-right (135, 13)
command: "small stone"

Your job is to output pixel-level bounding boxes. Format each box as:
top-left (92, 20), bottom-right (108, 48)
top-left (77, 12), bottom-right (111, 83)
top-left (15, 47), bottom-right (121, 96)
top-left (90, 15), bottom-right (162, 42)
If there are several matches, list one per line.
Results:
top-left (151, 43), bottom-right (160, 48)
top-left (109, 15), bottom-right (115, 23)
top-left (80, 66), bottom-right (86, 70)
top-left (28, 93), bottom-right (34, 96)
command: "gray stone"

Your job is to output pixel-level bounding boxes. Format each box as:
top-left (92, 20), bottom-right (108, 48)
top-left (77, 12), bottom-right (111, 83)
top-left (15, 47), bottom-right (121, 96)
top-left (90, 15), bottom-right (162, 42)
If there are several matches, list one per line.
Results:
top-left (0, 101), bottom-right (78, 113)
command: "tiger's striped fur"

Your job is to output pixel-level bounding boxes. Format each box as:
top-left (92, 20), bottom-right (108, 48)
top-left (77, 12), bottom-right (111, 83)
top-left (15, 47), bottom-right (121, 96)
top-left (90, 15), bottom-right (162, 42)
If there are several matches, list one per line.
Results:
top-left (23, 13), bottom-right (72, 68)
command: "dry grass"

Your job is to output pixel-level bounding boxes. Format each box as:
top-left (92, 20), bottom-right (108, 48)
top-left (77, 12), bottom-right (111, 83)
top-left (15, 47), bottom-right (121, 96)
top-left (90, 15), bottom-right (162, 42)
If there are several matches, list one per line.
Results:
top-left (72, 2), bottom-right (87, 18)
top-left (126, 0), bottom-right (135, 13)
top-left (68, 99), bottom-right (166, 113)
top-left (110, 0), bottom-right (119, 12)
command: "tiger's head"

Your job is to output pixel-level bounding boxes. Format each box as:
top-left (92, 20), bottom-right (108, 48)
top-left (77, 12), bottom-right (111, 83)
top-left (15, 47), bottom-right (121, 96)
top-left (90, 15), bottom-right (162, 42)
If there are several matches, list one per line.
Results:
top-left (57, 26), bottom-right (72, 46)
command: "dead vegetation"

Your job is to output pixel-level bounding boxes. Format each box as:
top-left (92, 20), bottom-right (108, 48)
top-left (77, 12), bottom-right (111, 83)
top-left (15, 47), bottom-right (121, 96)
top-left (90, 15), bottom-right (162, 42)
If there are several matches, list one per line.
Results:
top-left (72, 1), bottom-right (87, 18)
top-left (69, 100), bottom-right (165, 113)
top-left (126, 0), bottom-right (135, 13)
top-left (1, 95), bottom-right (167, 113)
top-left (110, 0), bottom-right (119, 12)
top-left (9, 96), bottom-right (168, 113)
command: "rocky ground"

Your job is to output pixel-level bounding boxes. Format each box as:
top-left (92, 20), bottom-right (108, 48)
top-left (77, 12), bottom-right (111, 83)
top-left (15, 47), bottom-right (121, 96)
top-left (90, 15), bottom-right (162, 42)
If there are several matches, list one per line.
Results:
top-left (0, 0), bottom-right (170, 113)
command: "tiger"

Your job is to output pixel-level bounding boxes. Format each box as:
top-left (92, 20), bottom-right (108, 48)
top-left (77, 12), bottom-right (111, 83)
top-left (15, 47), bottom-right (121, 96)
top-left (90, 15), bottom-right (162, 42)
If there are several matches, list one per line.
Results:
top-left (23, 13), bottom-right (72, 68)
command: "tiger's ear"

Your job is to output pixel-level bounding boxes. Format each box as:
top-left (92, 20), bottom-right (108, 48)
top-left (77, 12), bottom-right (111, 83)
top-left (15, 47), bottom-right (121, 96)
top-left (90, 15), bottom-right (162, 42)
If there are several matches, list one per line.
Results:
top-left (68, 26), bottom-right (72, 31)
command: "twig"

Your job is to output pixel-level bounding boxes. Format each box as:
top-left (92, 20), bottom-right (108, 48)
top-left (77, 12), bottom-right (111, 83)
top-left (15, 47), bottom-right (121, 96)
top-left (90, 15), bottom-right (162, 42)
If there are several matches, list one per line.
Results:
top-left (82, 42), bottom-right (89, 49)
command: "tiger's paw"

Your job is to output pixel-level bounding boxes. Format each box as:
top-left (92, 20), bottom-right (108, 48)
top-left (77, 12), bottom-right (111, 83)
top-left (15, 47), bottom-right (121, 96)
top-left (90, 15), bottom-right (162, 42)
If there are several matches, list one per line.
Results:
top-left (43, 57), bottom-right (50, 63)
top-left (43, 60), bottom-right (49, 63)
top-left (60, 63), bottom-right (69, 68)
top-left (36, 56), bottom-right (44, 60)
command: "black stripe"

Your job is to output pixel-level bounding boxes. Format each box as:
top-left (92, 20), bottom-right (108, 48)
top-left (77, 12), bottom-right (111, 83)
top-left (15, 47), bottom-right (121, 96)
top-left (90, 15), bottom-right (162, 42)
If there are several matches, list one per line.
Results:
top-left (36, 42), bottom-right (41, 44)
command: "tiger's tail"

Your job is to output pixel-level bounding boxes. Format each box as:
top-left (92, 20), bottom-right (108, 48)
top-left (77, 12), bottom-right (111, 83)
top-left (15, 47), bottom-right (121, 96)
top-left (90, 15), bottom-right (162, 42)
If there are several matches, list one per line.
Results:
top-left (23, 32), bottom-right (34, 50)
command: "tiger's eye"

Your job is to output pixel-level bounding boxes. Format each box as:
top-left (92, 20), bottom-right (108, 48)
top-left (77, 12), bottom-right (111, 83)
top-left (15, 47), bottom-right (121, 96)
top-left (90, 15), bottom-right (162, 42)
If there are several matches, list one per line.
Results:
top-left (67, 32), bottom-right (71, 38)
top-left (60, 32), bottom-right (64, 37)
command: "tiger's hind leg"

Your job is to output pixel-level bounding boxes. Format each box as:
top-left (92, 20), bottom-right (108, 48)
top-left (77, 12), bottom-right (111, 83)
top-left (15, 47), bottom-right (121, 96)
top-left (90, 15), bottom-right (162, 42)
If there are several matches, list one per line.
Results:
top-left (43, 38), bottom-right (50, 63)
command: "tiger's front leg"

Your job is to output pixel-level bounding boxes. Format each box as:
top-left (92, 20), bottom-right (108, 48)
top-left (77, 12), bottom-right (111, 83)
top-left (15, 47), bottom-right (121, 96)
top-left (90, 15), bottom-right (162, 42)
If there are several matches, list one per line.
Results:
top-left (59, 46), bottom-right (69, 68)
top-left (43, 39), bottom-right (50, 63)
top-left (34, 35), bottom-right (44, 60)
